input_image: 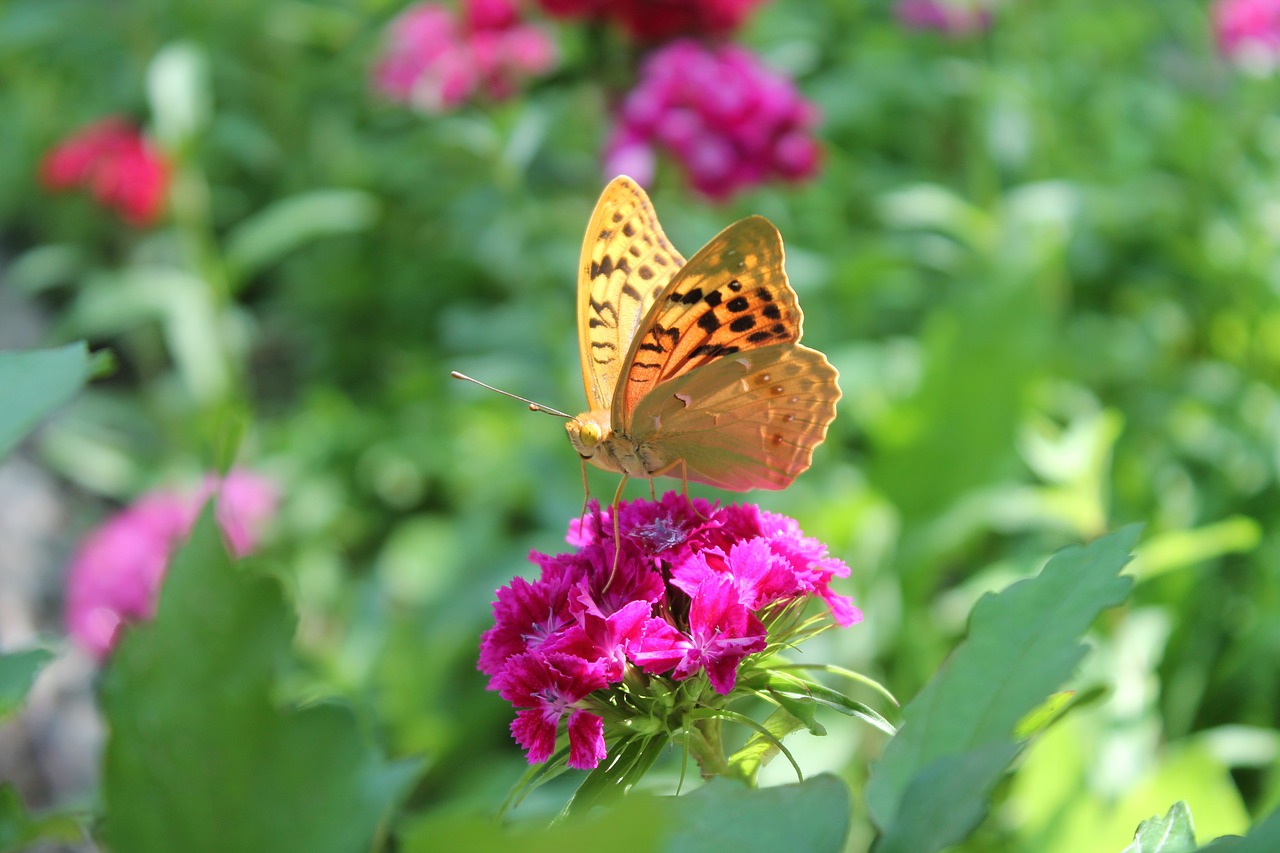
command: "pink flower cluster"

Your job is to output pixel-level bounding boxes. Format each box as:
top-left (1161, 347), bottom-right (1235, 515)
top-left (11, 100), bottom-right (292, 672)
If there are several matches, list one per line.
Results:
top-left (479, 493), bottom-right (860, 770)
top-left (534, 0), bottom-right (767, 42)
top-left (895, 0), bottom-right (993, 36)
top-left (1213, 0), bottom-right (1280, 70)
top-left (39, 118), bottom-right (169, 227)
top-left (65, 470), bottom-right (277, 660)
top-left (604, 40), bottom-right (822, 201)
top-left (373, 0), bottom-right (556, 112)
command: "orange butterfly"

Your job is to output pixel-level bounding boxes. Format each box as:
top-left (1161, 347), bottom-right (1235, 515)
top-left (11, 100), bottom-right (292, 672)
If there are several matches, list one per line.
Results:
top-left (456, 176), bottom-right (840, 503)
top-left (565, 175), bottom-right (840, 498)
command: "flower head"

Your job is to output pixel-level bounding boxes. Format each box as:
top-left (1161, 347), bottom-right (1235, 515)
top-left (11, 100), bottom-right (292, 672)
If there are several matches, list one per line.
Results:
top-left (39, 118), bottom-right (169, 226)
top-left (1214, 0), bottom-right (1280, 72)
top-left (534, 0), bottom-right (766, 41)
top-left (480, 494), bottom-right (859, 771)
top-left (895, 0), bottom-right (994, 36)
top-left (604, 41), bottom-right (821, 201)
top-left (65, 470), bottom-right (277, 659)
top-left (373, 0), bottom-right (556, 112)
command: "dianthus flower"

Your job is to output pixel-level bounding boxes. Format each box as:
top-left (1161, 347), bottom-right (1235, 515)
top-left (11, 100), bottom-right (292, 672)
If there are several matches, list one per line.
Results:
top-left (603, 40), bottom-right (822, 201)
top-left (534, 0), bottom-right (767, 41)
top-left (1213, 0), bottom-right (1280, 72)
top-left (65, 470), bottom-right (277, 660)
top-left (373, 0), bottom-right (556, 113)
top-left (479, 494), bottom-right (863, 778)
top-left (39, 118), bottom-right (169, 227)
top-left (895, 0), bottom-right (994, 36)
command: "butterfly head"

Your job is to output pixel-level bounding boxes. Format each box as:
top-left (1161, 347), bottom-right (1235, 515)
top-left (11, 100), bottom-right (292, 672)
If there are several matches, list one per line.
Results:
top-left (565, 410), bottom-right (614, 465)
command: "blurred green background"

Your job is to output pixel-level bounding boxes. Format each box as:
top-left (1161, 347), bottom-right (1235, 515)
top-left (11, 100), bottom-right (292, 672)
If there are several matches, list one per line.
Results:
top-left (3, 0), bottom-right (1280, 850)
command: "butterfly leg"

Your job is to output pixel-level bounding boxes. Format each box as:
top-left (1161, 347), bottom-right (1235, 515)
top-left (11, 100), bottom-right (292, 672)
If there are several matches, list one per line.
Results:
top-left (678, 460), bottom-right (710, 521)
top-left (605, 474), bottom-right (629, 589)
top-left (578, 457), bottom-right (592, 530)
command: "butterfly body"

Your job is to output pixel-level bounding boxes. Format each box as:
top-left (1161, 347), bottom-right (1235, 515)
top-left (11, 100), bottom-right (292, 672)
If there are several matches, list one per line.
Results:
top-left (568, 176), bottom-right (841, 494)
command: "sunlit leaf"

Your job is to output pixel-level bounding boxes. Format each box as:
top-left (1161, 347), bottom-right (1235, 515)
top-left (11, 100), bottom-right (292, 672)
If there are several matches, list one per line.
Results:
top-left (1121, 801), bottom-right (1197, 853)
top-left (866, 527), bottom-right (1139, 851)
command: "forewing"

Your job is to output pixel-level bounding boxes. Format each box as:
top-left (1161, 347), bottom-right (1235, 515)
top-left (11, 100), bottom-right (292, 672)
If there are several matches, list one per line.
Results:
top-left (577, 176), bottom-right (686, 411)
top-left (628, 344), bottom-right (840, 491)
top-left (616, 216), bottom-right (802, 426)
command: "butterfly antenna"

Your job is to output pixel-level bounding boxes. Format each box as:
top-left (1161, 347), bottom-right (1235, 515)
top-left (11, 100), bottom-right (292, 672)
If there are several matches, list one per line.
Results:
top-left (450, 371), bottom-right (573, 419)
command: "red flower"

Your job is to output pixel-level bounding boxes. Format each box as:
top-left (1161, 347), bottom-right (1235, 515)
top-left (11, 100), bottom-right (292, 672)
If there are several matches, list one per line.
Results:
top-left (534, 0), bottom-right (766, 40)
top-left (40, 118), bottom-right (169, 227)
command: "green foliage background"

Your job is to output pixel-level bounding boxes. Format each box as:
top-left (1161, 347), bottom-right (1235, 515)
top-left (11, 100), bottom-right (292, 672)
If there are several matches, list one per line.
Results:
top-left (3, 0), bottom-right (1280, 850)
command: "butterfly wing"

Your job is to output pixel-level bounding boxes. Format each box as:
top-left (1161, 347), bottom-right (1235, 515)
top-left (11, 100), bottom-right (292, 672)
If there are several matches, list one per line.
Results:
top-left (627, 343), bottom-right (840, 491)
top-left (577, 176), bottom-right (686, 412)
top-left (613, 215), bottom-right (802, 427)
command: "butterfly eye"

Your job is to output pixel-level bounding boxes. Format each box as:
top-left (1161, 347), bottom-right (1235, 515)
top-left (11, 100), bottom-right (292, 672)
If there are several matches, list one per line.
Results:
top-left (578, 421), bottom-right (603, 446)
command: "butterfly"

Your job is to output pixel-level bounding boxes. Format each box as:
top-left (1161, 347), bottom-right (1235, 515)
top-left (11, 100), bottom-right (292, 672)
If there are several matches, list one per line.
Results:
top-left (562, 176), bottom-right (841, 499)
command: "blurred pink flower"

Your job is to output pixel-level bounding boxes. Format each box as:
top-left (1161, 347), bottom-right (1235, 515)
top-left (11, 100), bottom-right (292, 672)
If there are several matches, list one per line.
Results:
top-left (603, 40), bottom-right (821, 201)
top-left (39, 118), bottom-right (169, 227)
top-left (1214, 0), bottom-right (1280, 71)
top-left (534, 0), bottom-right (766, 41)
top-left (373, 0), bottom-right (556, 112)
top-left (65, 470), bottom-right (278, 660)
top-left (895, 0), bottom-right (993, 36)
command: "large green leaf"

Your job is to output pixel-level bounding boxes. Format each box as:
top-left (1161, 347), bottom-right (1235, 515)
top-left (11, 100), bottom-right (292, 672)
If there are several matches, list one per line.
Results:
top-left (100, 509), bottom-right (419, 853)
top-left (866, 526), bottom-right (1138, 850)
top-left (402, 775), bottom-right (849, 853)
top-left (0, 343), bottom-right (90, 459)
top-left (0, 647), bottom-right (53, 722)
top-left (670, 774), bottom-right (851, 853)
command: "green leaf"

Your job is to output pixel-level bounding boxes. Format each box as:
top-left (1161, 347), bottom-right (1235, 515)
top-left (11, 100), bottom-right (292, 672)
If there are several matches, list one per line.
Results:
top-left (1196, 807), bottom-right (1280, 851)
top-left (729, 706), bottom-right (813, 783)
top-left (1122, 801), bottom-right (1197, 853)
top-left (403, 790), bottom-right (667, 853)
top-left (669, 775), bottom-right (852, 853)
top-left (866, 527), bottom-right (1139, 850)
top-left (408, 776), bottom-right (850, 853)
top-left (100, 509), bottom-right (419, 853)
top-left (0, 784), bottom-right (85, 852)
top-left (224, 190), bottom-right (380, 287)
top-left (0, 648), bottom-right (54, 722)
top-left (0, 343), bottom-right (91, 460)
top-left (872, 743), bottom-right (1020, 853)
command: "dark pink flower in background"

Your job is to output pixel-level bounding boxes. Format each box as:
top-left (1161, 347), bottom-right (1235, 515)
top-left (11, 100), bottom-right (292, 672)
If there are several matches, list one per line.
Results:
top-left (534, 0), bottom-right (766, 41)
top-left (39, 118), bottom-right (169, 227)
top-left (65, 470), bottom-right (278, 660)
top-left (603, 40), bottom-right (822, 201)
top-left (373, 0), bottom-right (556, 112)
top-left (479, 495), bottom-right (858, 770)
top-left (1214, 0), bottom-right (1280, 70)
top-left (895, 0), bottom-right (993, 36)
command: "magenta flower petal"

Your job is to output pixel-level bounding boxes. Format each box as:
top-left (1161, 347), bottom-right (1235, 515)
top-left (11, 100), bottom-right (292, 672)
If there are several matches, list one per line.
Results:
top-left (604, 40), bottom-right (821, 201)
top-left (510, 707), bottom-right (558, 764)
top-left (567, 709), bottom-right (607, 769)
top-left (65, 470), bottom-right (277, 659)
